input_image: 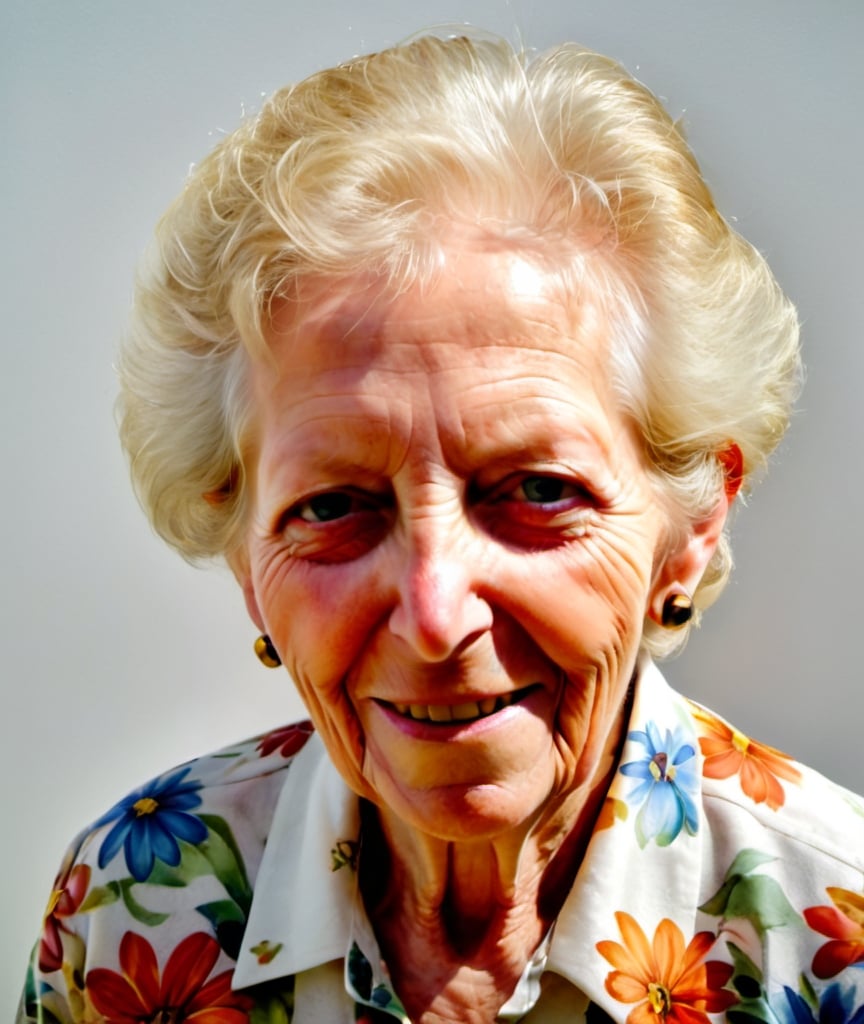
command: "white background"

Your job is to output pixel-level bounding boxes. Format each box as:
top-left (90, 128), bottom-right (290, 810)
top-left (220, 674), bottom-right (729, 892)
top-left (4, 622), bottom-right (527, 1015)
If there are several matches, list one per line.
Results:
top-left (2, 0), bottom-right (862, 1014)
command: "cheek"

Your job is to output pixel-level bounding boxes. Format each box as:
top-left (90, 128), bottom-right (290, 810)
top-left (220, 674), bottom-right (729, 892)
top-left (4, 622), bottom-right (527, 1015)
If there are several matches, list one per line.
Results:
top-left (251, 550), bottom-right (387, 779)
top-left (506, 522), bottom-right (658, 667)
top-left (552, 526), bottom-right (660, 763)
top-left (582, 516), bottom-right (660, 598)
top-left (254, 546), bottom-right (380, 670)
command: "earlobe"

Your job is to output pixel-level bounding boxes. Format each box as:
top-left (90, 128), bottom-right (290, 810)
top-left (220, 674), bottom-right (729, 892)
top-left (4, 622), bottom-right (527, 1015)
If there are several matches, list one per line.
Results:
top-left (227, 547), bottom-right (277, 667)
top-left (240, 577), bottom-right (266, 634)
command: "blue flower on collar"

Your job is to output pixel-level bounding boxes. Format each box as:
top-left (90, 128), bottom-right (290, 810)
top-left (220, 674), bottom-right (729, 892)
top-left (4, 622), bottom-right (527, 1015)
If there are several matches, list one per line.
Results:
top-left (619, 721), bottom-right (699, 847)
top-left (93, 765), bottom-right (208, 881)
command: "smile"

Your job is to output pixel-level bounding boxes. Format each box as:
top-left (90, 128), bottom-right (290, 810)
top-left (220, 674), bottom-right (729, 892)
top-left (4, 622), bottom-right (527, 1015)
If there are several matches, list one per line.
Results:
top-left (383, 684), bottom-right (538, 724)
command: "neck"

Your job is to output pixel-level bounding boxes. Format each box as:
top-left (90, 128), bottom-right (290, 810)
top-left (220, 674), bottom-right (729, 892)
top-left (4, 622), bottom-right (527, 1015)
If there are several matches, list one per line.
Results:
top-left (357, 765), bottom-right (614, 1023)
top-left (357, 683), bottom-right (633, 1022)
top-left (361, 766), bottom-right (610, 947)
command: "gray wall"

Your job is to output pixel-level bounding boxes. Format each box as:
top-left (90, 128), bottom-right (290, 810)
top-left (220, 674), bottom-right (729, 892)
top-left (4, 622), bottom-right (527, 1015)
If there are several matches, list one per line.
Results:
top-left (2, 0), bottom-right (861, 1012)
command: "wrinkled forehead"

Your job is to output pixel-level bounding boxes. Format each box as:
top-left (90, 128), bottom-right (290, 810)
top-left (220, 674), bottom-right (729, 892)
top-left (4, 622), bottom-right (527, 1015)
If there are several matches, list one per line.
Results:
top-left (260, 243), bottom-right (611, 374)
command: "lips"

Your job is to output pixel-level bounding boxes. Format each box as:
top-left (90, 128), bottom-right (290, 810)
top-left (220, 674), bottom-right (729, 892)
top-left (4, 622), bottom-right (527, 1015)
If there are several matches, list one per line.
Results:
top-left (382, 684), bottom-right (537, 724)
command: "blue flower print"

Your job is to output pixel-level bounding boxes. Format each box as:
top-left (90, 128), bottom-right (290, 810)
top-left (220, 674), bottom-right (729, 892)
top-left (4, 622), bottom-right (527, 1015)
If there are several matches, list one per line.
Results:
top-left (619, 721), bottom-right (699, 847)
top-left (780, 982), bottom-right (864, 1024)
top-left (94, 766), bottom-right (208, 881)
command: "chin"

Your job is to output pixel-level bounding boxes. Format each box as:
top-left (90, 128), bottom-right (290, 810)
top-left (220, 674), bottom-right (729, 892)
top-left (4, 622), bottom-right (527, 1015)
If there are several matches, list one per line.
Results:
top-left (365, 764), bottom-right (559, 844)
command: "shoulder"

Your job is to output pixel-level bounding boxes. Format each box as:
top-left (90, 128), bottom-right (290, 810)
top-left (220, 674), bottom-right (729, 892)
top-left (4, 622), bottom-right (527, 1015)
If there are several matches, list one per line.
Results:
top-left (18, 720), bottom-right (317, 1024)
top-left (687, 697), bottom-right (864, 873)
top-left (682, 699), bottom-right (864, 1017)
top-left (72, 719), bottom-right (318, 884)
top-left (621, 660), bottom-right (864, 865)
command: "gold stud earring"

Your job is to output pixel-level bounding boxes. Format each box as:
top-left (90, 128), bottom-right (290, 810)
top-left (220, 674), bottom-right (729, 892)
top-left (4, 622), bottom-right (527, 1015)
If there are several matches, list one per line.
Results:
top-left (661, 592), bottom-right (693, 629)
top-left (254, 634), bottom-right (281, 668)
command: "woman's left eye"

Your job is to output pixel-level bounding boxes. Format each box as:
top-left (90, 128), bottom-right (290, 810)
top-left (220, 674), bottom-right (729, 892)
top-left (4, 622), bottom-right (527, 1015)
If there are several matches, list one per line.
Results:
top-left (512, 476), bottom-right (587, 506)
top-left (474, 473), bottom-right (595, 548)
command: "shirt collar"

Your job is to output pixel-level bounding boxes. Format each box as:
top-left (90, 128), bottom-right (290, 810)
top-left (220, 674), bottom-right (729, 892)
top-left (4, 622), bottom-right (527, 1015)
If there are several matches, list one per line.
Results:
top-left (233, 731), bottom-right (360, 989)
top-left (234, 658), bottom-right (705, 1001)
top-left (548, 657), bottom-right (705, 998)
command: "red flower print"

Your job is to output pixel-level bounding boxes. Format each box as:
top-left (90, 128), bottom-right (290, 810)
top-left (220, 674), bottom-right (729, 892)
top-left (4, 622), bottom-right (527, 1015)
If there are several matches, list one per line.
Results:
top-left (39, 860), bottom-right (91, 972)
top-left (256, 720), bottom-right (314, 759)
top-left (804, 887), bottom-right (864, 978)
top-left (597, 911), bottom-right (737, 1023)
top-left (86, 931), bottom-right (252, 1024)
top-left (691, 705), bottom-right (801, 810)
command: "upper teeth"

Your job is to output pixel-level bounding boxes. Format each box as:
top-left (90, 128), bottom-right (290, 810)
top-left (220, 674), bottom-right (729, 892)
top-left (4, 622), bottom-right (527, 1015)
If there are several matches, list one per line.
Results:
top-left (392, 692), bottom-right (516, 723)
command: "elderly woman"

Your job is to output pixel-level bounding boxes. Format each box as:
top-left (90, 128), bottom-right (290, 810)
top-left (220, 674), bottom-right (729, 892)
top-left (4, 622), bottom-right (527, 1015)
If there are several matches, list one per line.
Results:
top-left (20, 33), bottom-right (864, 1024)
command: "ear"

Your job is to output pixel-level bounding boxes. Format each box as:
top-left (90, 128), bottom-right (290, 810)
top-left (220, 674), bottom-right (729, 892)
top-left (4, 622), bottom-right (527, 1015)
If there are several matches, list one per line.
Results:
top-left (647, 499), bottom-right (728, 625)
top-left (647, 446), bottom-right (742, 625)
top-left (227, 547), bottom-right (266, 634)
top-left (718, 443), bottom-right (744, 503)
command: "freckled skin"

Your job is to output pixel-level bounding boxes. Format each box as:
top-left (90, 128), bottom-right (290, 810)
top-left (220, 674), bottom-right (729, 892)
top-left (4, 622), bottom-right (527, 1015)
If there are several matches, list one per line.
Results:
top-left (232, 242), bottom-right (726, 1021)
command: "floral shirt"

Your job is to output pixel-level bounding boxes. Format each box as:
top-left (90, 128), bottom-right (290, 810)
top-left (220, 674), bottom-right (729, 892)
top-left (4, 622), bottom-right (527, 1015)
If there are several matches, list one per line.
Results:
top-left (18, 661), bottom-right (864, 1023)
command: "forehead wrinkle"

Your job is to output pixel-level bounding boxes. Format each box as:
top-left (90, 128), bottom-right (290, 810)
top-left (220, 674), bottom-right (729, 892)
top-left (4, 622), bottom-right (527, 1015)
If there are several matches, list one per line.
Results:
top-left (456, 378), bottom-right (614, 427)
top-left (445, 397), bottom-right (616, 477)
top-left (428, 339), bottom-right (618, 464)
top-left (274, 275), bottom-right (591, 383)
top-left (360, 278), bottom-right (574, 354)
top-left (259, 399), bottom-right (406, 483)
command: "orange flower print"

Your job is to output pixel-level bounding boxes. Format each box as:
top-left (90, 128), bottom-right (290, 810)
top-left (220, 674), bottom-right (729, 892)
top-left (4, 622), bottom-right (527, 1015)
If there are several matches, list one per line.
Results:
top-left (595, 796), bottom-right (629, 833)
top-left (691, 705), bottom-right (801, 810)
top-left (597, 911), bottom-right (737, 1023)
top-left (804, 887), bottom-right (864, 978)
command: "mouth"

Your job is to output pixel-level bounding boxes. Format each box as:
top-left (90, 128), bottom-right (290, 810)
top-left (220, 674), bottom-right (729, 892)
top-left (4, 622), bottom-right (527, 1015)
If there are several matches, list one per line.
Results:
top-left (380, 684), bottom-right (540, 725)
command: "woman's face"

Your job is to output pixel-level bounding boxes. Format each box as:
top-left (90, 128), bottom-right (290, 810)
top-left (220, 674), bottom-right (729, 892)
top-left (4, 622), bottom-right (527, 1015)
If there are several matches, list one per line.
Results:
top-left (236, 244), bottom-right (713, 841)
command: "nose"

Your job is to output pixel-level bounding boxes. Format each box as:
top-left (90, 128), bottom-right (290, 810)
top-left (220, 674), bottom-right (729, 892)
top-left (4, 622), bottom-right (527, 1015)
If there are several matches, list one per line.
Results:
top-left (388, 532), bottom-right (493, 662)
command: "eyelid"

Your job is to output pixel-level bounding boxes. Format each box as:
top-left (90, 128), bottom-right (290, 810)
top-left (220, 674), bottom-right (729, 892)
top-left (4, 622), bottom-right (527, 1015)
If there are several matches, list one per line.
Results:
top-left (471, 471), bottom-right (598, 550)
top-left (482, 470), bottom-right (595, 506)
top-left (279, 486), bottom-right (392, 530)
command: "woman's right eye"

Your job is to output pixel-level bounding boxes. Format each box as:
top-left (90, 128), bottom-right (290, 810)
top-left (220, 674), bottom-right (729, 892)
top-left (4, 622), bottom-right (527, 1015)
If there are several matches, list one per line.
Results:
top-left (279, 489), bottom-right (393, 563)
top-left (296, 491), bottom-right (355, 523)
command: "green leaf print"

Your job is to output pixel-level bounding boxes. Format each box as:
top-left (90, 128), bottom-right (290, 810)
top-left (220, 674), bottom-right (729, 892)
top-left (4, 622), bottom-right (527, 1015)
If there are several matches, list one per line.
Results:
top-left (196, 898), bottom-right (249, 958)
top-left (145, 815), bottom-right (253, 914)
top-left (197, 814), bottom-right (254, 911)
top-left (117, 878), bottom-right (170, 926)
top-left (78, 883), bottom-right (121, 914)
top-left (724, 942), bottom-right (776, 1023)
top-left (699, 848), bottom-right (799, 937)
